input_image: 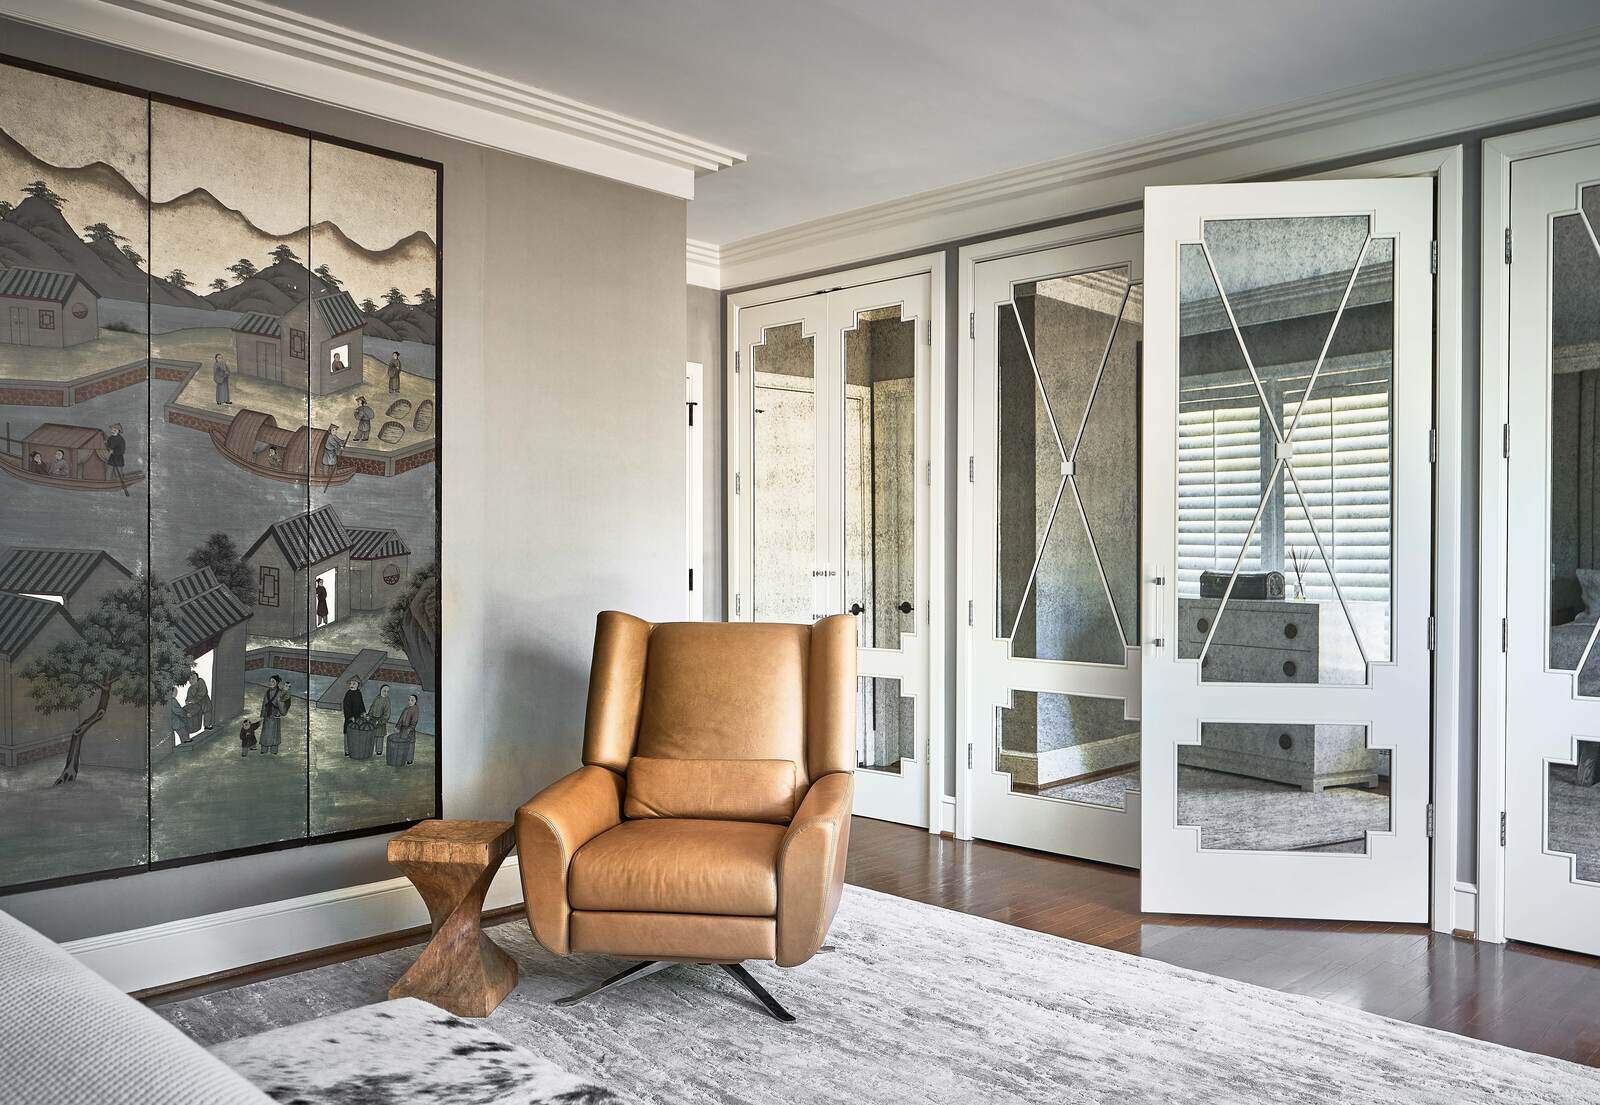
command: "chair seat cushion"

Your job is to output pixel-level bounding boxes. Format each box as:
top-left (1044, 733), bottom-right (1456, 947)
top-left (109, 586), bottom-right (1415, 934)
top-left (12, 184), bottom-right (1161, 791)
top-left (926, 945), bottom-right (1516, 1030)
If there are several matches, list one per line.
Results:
top-left (568, 818), bottom-right (785, 917)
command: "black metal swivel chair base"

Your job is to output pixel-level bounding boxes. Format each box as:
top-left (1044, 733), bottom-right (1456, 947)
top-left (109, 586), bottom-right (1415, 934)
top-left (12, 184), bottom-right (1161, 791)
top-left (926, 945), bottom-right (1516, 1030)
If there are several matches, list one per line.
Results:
top-left (554, 960), bottom-right (796, 1022)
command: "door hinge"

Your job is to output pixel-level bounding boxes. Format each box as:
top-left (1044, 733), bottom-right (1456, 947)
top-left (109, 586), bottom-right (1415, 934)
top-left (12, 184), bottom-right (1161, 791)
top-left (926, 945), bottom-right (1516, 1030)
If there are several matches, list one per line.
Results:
top-left (968, 455), bottom-right (975, 482)
top-left (968, 312), bottom-right (975, 339)
top-left (1427, 615), bottom-right (1436, 651)
top-left (1426, 803), bottom-right (1435, 838)
top-left (925, 318), bottom-right (933, 346)
top-left (734, 593), bottom-right (742, 616)
top-left (1430, 239), bottom-right (1438, 275)
top-left (734, 349), bottom-right (740, 373)
top-left (1504, 227), bottom-right (1513, 265)
top-left (1428, 427), bottom-right (1437, 464)
top-left (926, 460), bottom-right (932, 486)
top-left (1501, 617), bottom-right (1508, 652)
top-left (734, 471), bottom-right (741, 495)
top-left (1502, 422), bottom-right (1510, 459)
top-left (1500, 810), bottom-right (1507, 846)
top-left (967, 599), bottom-right (974, 627)
top-left (688, 567), bottom-right (694, 591)
top-left (966, 744), bottom-right (973, 769)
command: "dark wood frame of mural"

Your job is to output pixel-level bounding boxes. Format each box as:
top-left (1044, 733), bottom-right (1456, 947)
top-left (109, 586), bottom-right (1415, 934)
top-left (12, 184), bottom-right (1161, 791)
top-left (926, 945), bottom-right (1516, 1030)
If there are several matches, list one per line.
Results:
top-left (0, 51), bottom-right (444, 896)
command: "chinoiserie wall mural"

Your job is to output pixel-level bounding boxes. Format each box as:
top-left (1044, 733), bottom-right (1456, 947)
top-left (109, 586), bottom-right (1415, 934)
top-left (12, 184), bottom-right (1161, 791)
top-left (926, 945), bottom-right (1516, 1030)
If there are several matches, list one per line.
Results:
top-left (0, 57), bottom-right (442, 892)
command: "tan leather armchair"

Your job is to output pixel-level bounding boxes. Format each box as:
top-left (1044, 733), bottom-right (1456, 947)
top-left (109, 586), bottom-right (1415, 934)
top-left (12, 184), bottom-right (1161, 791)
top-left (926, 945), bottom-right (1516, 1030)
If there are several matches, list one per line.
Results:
top-left (516, 611), bottom-right (856, 1020)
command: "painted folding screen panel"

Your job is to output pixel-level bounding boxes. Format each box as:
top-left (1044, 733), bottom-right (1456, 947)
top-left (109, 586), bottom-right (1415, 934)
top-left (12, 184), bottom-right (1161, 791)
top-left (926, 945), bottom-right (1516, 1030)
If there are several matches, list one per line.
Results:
top-left (0, 63), bottom-right (152, 887)
top-left (0, 57), bottom-right (442, 893)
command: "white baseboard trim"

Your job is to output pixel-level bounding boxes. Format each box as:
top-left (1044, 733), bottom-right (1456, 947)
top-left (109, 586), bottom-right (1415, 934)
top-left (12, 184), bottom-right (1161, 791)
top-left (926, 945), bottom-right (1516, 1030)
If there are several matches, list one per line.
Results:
top-left (1452, 881), bottom-right (1478, 936)
top-left (64, 856), bottom-right (524, 994)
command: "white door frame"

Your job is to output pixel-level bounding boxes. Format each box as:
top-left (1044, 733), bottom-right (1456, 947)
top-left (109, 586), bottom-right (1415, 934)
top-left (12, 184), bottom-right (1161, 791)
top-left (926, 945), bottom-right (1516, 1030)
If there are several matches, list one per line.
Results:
top-left (956, 213), bottom-right (1144, 848)
top-left (955, 147), bottom-right (1465, 933)
top-left (1478, 115), bottom-right (1600, 946)
top-left (725, 253), bottom-right (947, 834)
top-left (686, 361), bottom-right (704, 620)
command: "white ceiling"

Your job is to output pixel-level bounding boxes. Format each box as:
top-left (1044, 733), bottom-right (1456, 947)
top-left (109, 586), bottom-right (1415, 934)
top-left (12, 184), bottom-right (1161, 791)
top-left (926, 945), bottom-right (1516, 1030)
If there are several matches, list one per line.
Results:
top-left (265, 0), bottom-right (1600, 245)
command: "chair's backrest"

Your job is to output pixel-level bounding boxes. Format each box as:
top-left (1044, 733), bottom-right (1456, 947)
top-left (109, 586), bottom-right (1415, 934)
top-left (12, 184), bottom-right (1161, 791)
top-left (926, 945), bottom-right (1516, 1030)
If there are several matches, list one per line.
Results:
top-left (581, 612), bottom-right (855, 815)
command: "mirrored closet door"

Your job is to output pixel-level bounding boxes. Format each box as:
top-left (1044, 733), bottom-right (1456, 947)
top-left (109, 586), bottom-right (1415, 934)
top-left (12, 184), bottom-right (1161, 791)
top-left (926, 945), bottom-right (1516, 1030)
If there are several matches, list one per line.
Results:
top-left (967, 232), bottom-right (1144, 865)
top-left (1503, 142), bottom-right (1600, 958)
top-left (732, 275), bottom-right (933, 828)
top-left (1141, 180), bottom-right (1435, 922)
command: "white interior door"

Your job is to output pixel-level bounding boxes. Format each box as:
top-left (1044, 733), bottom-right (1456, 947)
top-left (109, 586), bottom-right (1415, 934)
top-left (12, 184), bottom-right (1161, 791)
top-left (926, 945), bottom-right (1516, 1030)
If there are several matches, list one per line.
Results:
top-left (967, 234), bottom-right (1144, 865)
top-left (1503, 142), bottom-right (1600, 957)
top-left (734, 275), bottom-right (932, 828)
top-left (1141, 179), bottom-right (1434, 921)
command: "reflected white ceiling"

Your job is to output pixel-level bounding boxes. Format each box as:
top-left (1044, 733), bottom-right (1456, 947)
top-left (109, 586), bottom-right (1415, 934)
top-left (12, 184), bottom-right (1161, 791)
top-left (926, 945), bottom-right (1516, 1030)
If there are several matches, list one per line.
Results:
top-left (262, 0), bottom-right (1600, 245)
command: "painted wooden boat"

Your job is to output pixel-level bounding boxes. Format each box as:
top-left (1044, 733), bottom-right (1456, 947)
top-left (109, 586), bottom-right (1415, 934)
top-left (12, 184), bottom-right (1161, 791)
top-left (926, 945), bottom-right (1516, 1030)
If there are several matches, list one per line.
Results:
top-left (207, 408), bottom-right (357, 486)
top-left (0, 450), bottom-right (145, 491)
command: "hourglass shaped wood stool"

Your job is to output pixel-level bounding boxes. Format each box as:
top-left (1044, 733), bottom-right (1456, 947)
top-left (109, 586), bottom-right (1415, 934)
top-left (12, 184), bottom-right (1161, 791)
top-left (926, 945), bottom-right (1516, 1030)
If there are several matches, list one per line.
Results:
top-left (387, 819), bottom-right (518, 1017)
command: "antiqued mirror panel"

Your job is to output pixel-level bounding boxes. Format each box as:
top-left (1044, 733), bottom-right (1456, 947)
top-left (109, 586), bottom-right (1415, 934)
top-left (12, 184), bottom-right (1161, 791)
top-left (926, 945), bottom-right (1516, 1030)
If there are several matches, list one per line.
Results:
top-left (857, 675), bottom-right (914, 773)
top-left (1548, 743), bottom-right (1600, 884)
top-left (751, 321), bottom-right (817, 624)
top-left (843, 305), bottom-right (916, 650)
top-left (995, 268), bottom-right (1140, 664)
top-left (1179, 722), bottom-right (1391, 853)
top-left (1547, 205), bottom-right (1600, 692)
top-left (994, 690), bottom-right (1139, 805)
top-left (1176, 219), bottom-right (1394, 686)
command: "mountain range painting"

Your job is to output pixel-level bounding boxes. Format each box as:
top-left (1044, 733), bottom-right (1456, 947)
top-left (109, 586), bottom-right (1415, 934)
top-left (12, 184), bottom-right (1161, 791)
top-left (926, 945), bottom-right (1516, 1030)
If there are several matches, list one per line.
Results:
top-left (0, 56), bottom-right (441, 892)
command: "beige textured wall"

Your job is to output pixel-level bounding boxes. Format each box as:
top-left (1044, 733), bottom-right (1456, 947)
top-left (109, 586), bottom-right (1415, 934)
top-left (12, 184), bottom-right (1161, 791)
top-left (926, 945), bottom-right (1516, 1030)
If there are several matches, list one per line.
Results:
top-left (0, 21), bottom-right (687, 940)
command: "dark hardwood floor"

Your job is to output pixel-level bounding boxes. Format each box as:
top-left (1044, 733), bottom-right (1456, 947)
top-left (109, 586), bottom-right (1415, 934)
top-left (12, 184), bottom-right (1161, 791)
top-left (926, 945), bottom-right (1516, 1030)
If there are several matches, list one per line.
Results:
top-left (845, 816), bottom-right (1600, 1067)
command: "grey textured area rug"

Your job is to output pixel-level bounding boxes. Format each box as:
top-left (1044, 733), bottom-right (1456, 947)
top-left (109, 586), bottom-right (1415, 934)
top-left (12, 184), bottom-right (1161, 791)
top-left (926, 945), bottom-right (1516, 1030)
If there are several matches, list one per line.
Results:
top-left (1044, 766), bottom-right (1386, 852)
top-left (159, 886), bottom-right (1600, 1105)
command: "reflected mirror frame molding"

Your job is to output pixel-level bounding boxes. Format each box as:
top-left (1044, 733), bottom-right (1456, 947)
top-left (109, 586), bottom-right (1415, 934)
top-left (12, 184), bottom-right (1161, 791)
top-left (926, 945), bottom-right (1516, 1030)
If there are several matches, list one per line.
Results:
top-left (1170, 211), bottom-right (1402, 689)
top-left (990, 265), bottom-right (1143, 671)
top-left (839, 297), bottom-right (921, 652)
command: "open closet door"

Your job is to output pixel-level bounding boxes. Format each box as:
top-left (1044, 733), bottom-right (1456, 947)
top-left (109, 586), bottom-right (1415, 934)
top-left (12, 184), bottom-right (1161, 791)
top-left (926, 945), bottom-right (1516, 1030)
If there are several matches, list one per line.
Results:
top-left (1140, 180), bottom-right (1434, 921)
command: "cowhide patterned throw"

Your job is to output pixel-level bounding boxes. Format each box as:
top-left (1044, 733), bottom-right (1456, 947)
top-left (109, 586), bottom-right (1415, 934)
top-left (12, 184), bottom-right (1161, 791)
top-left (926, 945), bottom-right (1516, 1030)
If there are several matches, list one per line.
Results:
top-left (208, 997), bottom-right (624, 1105)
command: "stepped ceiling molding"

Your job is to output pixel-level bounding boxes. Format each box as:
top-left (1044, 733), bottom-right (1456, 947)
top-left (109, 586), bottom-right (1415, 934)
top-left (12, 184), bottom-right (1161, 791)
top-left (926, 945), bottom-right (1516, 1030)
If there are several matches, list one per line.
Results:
top-left (0, 0), bottom-right (744, 200)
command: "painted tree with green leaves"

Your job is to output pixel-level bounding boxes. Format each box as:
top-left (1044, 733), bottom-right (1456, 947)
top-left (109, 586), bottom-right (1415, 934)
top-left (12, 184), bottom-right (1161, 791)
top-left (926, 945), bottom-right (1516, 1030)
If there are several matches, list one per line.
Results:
top-left (415, 287), bottom-right (436, 308)
top-left (359, 297), bottom-right (379, 315)
top-left (21, 578), bottom-right (190, 785)
top-left (82, 222), bottom-right (125, 245)
top-left (269, 243), bottom-right (300, 267)
top-left (166, 269), bottom-right (192, 290)
top-left (227, 258), bottom-right (258, 282)
top-left (313, 263), bottom-right (341, 289)
top-left (383, 287), bottom-right (407, 308)
top-left (210, 277), bottom-right (230, 293)
top-left (22, 180), bottom-right (66, 208)
top-left (186, 533), bottom-right (253, 609)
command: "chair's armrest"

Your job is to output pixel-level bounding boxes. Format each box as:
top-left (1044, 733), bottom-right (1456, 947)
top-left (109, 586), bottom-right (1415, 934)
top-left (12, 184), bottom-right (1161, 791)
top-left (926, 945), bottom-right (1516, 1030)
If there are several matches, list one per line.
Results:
top-left (515, 764), bottom-right (624, 955)
top-left (776, 771), bottom-right (854, 967)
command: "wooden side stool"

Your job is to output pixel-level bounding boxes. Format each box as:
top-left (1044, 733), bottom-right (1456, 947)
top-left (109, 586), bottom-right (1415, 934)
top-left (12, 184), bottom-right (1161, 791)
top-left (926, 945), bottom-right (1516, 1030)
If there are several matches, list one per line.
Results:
top-left (387, 819), bottom-right (518, 1017)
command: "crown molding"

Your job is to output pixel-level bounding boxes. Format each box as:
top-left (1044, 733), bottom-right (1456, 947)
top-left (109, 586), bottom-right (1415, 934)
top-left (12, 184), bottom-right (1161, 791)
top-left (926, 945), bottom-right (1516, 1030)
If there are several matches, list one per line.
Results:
top-left (686, 238), bottom-right (721, 289)
top-left (717, 27), bottom-right (1600, 288)
top-left (0, 0), bottom-right (744, 200)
